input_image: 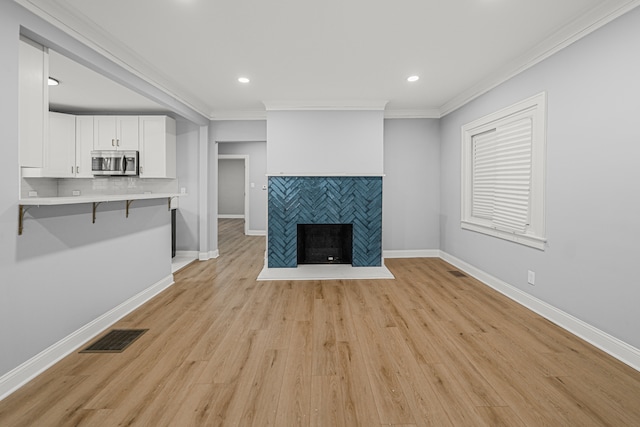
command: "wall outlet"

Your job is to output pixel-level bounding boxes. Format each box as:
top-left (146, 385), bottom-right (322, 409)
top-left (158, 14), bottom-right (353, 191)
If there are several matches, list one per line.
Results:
top-left (72, 190), bottom-right (81, 196)
top-left (180, 187), bottom-right (186, 194)
top-left (527, 270), bottom-right (536, 285)
top-left (262, 184), bottom-right (267, 190)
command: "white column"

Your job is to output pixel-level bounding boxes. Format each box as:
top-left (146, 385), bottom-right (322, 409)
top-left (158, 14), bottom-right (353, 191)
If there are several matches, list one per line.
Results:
top-left (209, 141), bottom-right (219, 257)
top-left (198, 124), bottom-right (210, 260)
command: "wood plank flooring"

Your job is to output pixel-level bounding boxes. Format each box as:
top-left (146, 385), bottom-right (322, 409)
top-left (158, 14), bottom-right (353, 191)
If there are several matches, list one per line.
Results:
top-left (1, 218), bottom-right (640, 426)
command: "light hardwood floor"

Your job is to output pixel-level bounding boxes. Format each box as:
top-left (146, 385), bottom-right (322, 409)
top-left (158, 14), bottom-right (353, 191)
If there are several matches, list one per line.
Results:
top-left (1, 218), bottom-right (640, 426)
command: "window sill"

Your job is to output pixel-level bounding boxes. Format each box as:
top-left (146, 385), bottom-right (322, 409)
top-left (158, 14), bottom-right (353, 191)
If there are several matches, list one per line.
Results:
top-left (461, 221), bottom-right (546, 250)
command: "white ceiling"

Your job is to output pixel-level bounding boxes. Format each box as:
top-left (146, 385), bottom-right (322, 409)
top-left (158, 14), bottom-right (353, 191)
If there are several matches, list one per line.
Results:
top-left (18, 0), bottom-right (640, 120)
top-left (48, 49), bottom-right (170, 114)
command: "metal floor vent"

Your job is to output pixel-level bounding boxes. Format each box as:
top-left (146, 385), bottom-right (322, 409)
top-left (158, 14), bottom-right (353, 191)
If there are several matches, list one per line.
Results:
top-left (80, 329), bottom-right (148, 353)
top-left (448, 270), bottom-right (467, 278)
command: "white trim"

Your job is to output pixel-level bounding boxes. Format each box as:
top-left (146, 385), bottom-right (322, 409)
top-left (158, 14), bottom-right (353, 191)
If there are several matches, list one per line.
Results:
top-left (171, 252), bottom-right (197, 273)
top-left (210, 110), bottom-right (267, 121)
top-left (384, 109), bottom-right (440, 119)
top-left (198, 250), bottom-right (220, 261)
top-left (218, 154), bottom-right (250, 235)
top-left (383, 249), bottom-right (440, 258)
top-left (461, 92), bottom-right (547, 250)
top-left (263, 100), bottom-right (388, 111)
top-left (247, 229), bottom-right (266, 236)
top-left (218, 214), bottom-right (244, 219)
top-left (214, 107), bottom-right (441, 121)
top-left (174, 250), bottom-right (198, 258)
top-left (257, 263), bottom-right (394, 281)
top-left (440, 1), bottom-right (640, 116)
top-left (0, 274), bottom-right (175, 401)
top-left (3, 250), bottom-right (638, 401)
top-left (439, 251), bottom-right (640, 372)
top-left (266, 173), bottom-right (385, 177)
top-left (461, 222), bottom-right (546, 250)
top-left (15, 1), bottom-right (211, 124)
top-left (198, 126), bottom-right (210, 258)
top-left (18, 0), bottom-right (640, 122)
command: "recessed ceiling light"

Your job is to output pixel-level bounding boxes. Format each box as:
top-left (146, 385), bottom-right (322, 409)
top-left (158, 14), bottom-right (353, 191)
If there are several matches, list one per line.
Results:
top-left (238, 77), bottom-right (250, 83)
top-left (407, 75), bottom-right (420, 82)
top-left (48, 77), bottom-right (59, 86)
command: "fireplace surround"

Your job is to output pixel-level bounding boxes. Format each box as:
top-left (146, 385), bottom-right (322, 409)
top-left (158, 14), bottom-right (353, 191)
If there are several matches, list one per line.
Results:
top-left (268, 176), bottom-right (382, 268)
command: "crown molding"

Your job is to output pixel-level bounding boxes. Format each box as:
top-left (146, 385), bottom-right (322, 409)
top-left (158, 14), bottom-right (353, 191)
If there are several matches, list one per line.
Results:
top-left (263, 100), bottom-right (388, 111)
top-left (384, 109), bottom-right (440, 119)
top-left (210, 107), bottom-right (441, 120)
top-left (210, 110), bottom-right (267, 121)
top-left (440, 0), bottom-right (640, 117)
top-left (15, 0), bottom-right (211, 123)
top-left (16, 0), bottom-right (640, 122)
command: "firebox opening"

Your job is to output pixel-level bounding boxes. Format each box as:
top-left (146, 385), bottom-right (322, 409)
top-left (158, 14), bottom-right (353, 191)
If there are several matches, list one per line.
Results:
top-left (297, 224), bottom-right (353, 265)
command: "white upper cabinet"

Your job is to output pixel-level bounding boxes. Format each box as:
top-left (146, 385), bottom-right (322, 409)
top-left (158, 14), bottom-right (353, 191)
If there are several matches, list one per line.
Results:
top-left (139, 116), bottom-right (176, 178)
top-left (75, 116), bottom-right (94, 178)
top-left (19, 37), bottom-right (48, 168)
top-left (42, 113), bottom-right (94, 178)
top-left (93, 116), bottom-right (139, 150)
top-left (45, 112), bottom-right (76, 177)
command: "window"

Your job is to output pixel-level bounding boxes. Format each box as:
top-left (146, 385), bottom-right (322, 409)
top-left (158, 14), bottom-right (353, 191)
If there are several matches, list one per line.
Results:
top-left (461, 92), bottom-right (547, 250)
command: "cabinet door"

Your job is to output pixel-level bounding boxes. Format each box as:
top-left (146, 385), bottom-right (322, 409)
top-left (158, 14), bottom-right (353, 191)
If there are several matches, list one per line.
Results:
top-left (75, 116), bottom-right (94, 178)
top-left (93, 116), bottom-right (117, 149)
top-left (116, 116), bottom-right (139, 150)
top-left (45, 112), bottom-right (75, 177)
top-left (19, 37), bottom-right (47, 168)
top-left (139, 116), bottom-right (176, 178)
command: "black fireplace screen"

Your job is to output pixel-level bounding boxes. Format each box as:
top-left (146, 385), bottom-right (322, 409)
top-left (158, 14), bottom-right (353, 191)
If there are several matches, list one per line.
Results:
top-left (297, 224), bottom-right (353, 264)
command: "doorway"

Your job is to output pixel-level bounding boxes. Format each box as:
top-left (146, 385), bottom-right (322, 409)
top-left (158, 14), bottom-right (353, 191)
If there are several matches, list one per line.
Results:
top-left (218, 155), bottom-right (250, 235)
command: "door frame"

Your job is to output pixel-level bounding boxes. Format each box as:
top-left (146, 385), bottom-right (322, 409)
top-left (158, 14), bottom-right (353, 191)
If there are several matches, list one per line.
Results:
top-left (218, 154), bottom-right (250, 235)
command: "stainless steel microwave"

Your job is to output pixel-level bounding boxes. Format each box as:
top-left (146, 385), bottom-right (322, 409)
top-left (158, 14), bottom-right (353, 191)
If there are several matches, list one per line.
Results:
top-left (91, 150), bottom-right (139, 176)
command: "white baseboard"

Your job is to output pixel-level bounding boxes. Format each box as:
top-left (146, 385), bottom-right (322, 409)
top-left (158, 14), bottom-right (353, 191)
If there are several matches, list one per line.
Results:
top-left (174, 250), bottom-right (198, 258)
top-left (4, 250), bottom-right (638, 402)
top-left (247, 230), bottom-right (266, 236)
top-left (218, 214), bottom-right (244, 219)
top-left (198, 250), bottom-right (220, 261)
top-left (440, 251), bottom-right (640, 372)
top-left (0, 274), bottom-right (175, 401)
top-left (384, 249), bottom-right (440, 258)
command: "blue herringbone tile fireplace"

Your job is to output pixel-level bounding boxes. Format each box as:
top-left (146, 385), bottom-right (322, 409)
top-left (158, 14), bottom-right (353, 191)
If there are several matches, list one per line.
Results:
top-left (268, 176), bottom-right (382, 268)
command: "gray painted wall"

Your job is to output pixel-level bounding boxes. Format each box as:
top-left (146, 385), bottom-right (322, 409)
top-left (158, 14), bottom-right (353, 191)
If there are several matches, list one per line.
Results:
top-left (213, 120), bottom-right (267, 143)
top-left (439, 7), bottom-right (640, 348)
top-left (383, 119), bottom-right (440, 252)
top-left (217, 141), bottom-right (268, 233)
top-left (218, 159), bottom-right (245, 215)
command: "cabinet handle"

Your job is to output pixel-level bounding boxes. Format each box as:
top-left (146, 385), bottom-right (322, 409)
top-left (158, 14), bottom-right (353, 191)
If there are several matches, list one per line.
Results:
top-left (112, 139), bottom-right (115, 147)
top-left (71, 166), bottom-right (74, 174)
top-left (140, 166), bottom-right (143, 174)
top-left (76, 166), bottom-right (79, 173)
top-left (117, 139), bottom-right (120, 147)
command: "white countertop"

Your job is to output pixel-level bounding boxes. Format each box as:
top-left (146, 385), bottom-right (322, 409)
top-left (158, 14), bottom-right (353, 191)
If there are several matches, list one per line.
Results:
top-left (19, 192), bottom-right (182, 206)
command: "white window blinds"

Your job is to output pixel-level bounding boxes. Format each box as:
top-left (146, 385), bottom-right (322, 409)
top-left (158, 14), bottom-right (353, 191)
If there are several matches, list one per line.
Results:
top-left (471, 118), bottom-right (532, 233)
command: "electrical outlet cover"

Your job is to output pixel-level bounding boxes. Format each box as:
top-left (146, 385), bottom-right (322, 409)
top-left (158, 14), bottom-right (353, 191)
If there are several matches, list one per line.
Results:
top-left (527, 270), bottom-right (535, 285)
